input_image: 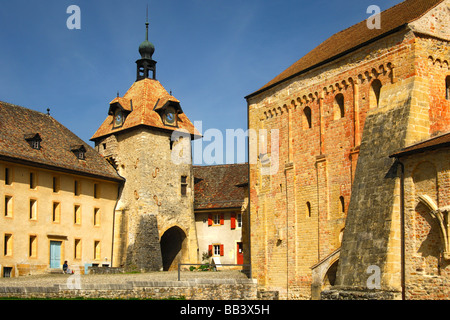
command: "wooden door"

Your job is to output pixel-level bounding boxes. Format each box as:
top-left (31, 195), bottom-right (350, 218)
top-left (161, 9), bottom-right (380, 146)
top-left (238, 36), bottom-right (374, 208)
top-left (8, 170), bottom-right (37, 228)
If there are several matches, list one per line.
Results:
top-left (50, 241), bottom-right (61, 269)
top-left (236, 242), bottom-right (243, 265)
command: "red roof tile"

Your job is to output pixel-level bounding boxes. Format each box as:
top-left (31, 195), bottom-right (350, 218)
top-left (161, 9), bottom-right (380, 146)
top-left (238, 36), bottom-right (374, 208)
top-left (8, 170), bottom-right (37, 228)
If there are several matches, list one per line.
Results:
top-left (247, 0), bottom-right (444, 98)
top-left (193, 164), bottom-right (248, 210)
top-left (0, 101), bottom-right (123, 182)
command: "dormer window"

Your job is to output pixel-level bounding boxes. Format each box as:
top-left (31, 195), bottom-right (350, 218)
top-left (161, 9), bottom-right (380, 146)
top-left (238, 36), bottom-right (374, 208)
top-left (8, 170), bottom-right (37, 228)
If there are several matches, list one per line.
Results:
top-left (71, 145), bottom-right (87, 160)
top-left (24, 133), bottom-right (42, 150)
top-left (108, 98), bottom-right (132, 129)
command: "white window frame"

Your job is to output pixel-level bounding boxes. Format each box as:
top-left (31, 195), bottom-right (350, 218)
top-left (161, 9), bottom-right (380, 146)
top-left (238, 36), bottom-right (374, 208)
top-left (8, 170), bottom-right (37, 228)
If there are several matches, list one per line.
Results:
top-left (213, 214), bottom-right (221, 225)
top-left (237, 213), bottom-right (242, 228)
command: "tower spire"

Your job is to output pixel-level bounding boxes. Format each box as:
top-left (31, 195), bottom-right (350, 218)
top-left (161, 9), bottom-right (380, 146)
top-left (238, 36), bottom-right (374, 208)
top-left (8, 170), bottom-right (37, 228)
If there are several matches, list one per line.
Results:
top-left (146, 5), bottom-right (149, 41)
top-left (136, 6), bottom-right (157, 81)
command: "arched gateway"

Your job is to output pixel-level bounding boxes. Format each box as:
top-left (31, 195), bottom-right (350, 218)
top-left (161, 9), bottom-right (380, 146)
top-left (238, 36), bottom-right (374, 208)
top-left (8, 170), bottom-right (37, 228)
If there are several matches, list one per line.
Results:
top-left (160, 226), bottom-right (187, 271)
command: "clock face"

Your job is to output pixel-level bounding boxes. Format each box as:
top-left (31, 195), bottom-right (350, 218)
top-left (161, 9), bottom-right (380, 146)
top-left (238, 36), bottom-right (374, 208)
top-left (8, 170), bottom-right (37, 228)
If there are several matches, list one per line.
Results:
top-left (165, 108), bottom-right (176, 125)
top-left (114, 111), bottom-right (123, 126)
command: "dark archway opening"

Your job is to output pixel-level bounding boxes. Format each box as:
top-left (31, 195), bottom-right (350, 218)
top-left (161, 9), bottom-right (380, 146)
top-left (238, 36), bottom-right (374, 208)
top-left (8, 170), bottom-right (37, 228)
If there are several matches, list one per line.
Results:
top-left (323, 259), bottom-right (339, 288)
top-left (160, 226), bottom-right (186, 271)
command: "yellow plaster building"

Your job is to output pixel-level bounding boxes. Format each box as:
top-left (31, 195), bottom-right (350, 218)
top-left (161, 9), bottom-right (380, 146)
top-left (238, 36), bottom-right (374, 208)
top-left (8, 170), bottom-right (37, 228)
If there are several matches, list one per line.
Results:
top-left (0, 102), bottom-right (123, 276)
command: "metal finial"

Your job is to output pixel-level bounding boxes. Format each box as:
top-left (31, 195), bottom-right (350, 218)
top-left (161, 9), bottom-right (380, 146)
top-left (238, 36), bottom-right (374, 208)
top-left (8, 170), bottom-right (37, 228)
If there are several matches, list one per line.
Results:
top-left (46, 108), bottom-right (50, 115)
top-left (145, 5), bottom-right (149, 41)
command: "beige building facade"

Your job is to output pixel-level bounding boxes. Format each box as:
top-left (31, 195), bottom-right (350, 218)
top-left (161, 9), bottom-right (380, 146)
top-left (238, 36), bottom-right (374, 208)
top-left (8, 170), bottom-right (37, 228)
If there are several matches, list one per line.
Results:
top-left (0, 102), bottom-right (123, 276)
top-left (193, 164), bottom-right (249, 267)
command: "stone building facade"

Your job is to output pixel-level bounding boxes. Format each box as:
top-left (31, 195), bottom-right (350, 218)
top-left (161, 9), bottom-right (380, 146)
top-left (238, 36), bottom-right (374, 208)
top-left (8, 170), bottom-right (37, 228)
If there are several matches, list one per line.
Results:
top-left (245, 0), bottom-right (449, 299)
top-left (391, 134), bottom-right (449, 299)
top-left (91, 22), bottom-right (200, 272)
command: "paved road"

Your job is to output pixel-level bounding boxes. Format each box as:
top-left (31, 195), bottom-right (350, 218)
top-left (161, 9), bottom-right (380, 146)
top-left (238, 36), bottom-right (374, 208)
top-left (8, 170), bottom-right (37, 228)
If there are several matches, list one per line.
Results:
top-left (0, 270), bottom-right (249, 287)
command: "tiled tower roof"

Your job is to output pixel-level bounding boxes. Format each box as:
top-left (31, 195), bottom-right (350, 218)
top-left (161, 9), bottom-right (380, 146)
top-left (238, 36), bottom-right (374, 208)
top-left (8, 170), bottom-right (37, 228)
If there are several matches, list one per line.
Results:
top-left (91, 78), bottom-right (200, 141)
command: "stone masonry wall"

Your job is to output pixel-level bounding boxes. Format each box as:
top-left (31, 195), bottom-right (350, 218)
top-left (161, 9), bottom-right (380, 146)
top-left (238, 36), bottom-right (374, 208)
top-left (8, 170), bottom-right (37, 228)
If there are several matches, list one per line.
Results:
top-left (247, 0), bottom-right (450, 299)
top-left (401, 148), bottom-right (450, 299)
top-left (96, 127), bottom-right (198, 272)
top-left (0, 279), bottom-right (258, 300)
top-left (334, 6), bottom-right (450, 297)
top-left (247, 26), bottom-right (416, 299)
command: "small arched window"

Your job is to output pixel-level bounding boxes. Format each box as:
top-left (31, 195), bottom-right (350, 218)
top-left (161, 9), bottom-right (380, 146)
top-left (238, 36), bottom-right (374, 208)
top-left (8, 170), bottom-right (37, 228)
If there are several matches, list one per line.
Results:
top-left (370, 79), bottom-right (382, 108)
top-left (446, 76), bottom-right (450, 100)
top-left (303, 107), bottom-right (312, 129)
top-left (334, 93), bottom-right (345, 119)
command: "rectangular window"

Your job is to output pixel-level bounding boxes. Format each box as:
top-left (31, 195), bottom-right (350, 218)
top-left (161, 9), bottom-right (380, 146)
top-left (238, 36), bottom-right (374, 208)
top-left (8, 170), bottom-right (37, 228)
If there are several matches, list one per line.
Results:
top-left (446, 76), bottom-right (450, 100)
top-left (212, 213), bottom-right (224, 226)
top-left (181, 176), bottom-right (188, 196)
top-left (29, 199), bottom-right (37, 220)
top-left (237, 213), bottom-right (242, 228)
top-left (29, 172), bottom-right (36, 189)
top-left (213, 244), bottom-right (224, 256)
top-left (4, 196), bottom-right (12, 217)
top-left (4, 234), bottom-right (12, 256)
top-left (52, 176), bottom-right (60, 193)
top-left (52, 202), bottom-right (60, 223)
top-left (213, 214), bottom-right (221, 225)
top-left (31, 140), bottom-right (40, 150)
top-left (29, 235), bottom-right (37, 258)
top-left (74, 205), bottom-right (81, 225)
top-left (74, 239), bottom-right (81, 260)
top-left (93, 183), bottom-right (99, 199)
top-left (74, 180), bottom-right (80, 196)
top-left (94, 208), bottom-right (100, 226)
top-left (3, 267), bottom-right (12, 278)
top-left (4, 168), bottom-right (12, 185)
top-left (94, 241), bottom-right (101, 260)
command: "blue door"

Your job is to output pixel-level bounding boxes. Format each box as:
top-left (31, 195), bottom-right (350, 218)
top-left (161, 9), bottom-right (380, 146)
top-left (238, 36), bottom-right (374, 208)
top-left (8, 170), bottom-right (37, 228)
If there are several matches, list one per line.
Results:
top-left (50, 241), bottom-right (61, 269)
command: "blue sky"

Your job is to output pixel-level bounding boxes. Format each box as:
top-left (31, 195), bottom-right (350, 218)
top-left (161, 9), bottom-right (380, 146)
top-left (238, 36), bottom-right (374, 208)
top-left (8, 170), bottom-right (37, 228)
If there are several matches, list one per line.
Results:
top-left (0, 0), bottom-right (403, 164)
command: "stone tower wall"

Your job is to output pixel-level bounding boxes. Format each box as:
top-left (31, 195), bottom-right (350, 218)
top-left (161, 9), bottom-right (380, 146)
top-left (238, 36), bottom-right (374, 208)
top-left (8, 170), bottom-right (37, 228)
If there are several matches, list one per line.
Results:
top-left (95, 127), bottom-right (198, 271)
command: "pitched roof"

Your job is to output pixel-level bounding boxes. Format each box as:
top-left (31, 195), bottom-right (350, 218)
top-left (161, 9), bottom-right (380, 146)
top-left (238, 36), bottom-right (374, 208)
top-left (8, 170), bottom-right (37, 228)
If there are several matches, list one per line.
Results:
top-left (193, 163), bottom-right (248, 210)
top-left (246, 0), bottom-right (444, 98)
top-left (0, 101), bottom-right (123, 182)
top-left (91, 78), bottom-right (200, 141)
top-left (390, 131), bottom-right (450, 158)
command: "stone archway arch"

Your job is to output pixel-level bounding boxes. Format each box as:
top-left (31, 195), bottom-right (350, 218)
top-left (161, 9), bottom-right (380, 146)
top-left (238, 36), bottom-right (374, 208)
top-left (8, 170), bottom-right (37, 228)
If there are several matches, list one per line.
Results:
top-left (323, 259), bottom-right (339, 288)
top-left (311, 248), bottom-right (340, 300)
top-left (160, 225), bottom-right (187, 271)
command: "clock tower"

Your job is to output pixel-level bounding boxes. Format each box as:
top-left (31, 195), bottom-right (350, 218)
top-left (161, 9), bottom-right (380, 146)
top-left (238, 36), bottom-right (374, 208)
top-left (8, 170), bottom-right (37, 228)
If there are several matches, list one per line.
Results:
top-left (91, 19), bottom-right (200, 272)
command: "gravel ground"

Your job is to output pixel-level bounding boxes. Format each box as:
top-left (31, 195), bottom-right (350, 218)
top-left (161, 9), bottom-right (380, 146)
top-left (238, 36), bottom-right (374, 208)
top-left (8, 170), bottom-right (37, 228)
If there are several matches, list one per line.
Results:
top-left (0, 270), bottom-right (250, 287)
